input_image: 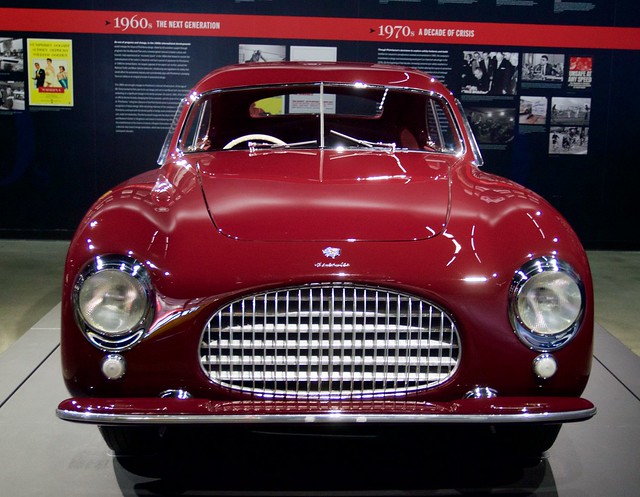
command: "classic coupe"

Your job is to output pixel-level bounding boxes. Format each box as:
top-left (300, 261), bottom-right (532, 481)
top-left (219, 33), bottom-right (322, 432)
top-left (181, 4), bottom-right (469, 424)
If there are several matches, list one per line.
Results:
top-left (57, 62), bottom-right (595, 455)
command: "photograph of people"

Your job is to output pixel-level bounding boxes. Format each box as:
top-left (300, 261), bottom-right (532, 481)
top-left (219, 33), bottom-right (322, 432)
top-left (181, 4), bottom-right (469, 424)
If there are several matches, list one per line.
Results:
top-left (57, 65), bottom-right (68, 89)
top-left (30, 56), bottom-right (70, 90)
top-left (491, 52), bottom-right (519, 95)
top-left (522, 53), bottom-right (564, 82)
top-left (44, 57), bottom-right (56, 87)
top-left (462, 53), bottom-right (490, 94)
top-left (26, 39), bottom-right (73, 107)
top-left (549, 126), bottom-right (589, 155)
top-left (551, 97), bottom-right (591, 126)
top-left (32, 61), bottom-right (45, 88)
top-left (466, 106), bottom-right (515, 145)
top-left (461, 50), bottom-right (519, 96)
top-left (0, 82), bottom-right (10, 110)
top-left (0, 81), bottom-right (25, 111)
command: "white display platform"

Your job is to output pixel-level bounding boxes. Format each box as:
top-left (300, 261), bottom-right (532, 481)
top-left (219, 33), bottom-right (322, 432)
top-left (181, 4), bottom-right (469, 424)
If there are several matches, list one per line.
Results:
top-left (1, 305), bottom-right (639, 496)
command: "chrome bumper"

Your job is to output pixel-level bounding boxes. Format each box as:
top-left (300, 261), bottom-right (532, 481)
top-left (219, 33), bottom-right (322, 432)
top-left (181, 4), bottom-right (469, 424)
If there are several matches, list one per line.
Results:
top-left (57, 397), bottom-right (596, 425)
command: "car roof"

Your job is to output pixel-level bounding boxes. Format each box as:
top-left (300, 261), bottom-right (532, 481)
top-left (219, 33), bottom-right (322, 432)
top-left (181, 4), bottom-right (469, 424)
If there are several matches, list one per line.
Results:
top-left (191, 62), bottom-right (452, 96)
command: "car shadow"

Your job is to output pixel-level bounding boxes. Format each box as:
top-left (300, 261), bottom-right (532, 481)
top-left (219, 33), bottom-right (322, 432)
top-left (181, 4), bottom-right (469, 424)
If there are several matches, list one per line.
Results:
top-left (112, 425), bottom-right (559, 496)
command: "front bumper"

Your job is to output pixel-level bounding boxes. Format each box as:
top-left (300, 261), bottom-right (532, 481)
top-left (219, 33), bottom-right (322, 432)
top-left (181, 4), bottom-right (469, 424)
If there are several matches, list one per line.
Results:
top-left (57, 397), bottom-right (596, 425)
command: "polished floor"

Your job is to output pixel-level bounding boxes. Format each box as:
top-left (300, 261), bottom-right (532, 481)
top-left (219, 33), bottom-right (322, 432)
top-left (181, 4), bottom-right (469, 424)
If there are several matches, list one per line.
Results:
top-left (587, 250), bottom-right (640, 356)
top-left (0, 239), bottom-right (638, 356)
top-left (0, 239), bottom-right (70, 354)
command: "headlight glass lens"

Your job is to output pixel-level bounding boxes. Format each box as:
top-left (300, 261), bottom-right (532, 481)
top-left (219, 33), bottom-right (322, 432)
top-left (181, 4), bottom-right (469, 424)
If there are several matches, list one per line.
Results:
top-left (517, 271), bottom-right (582, 335)
top-left (78, 268), bottom-right (148, 335)
top-left (510, 257), bottom-right (585, 351)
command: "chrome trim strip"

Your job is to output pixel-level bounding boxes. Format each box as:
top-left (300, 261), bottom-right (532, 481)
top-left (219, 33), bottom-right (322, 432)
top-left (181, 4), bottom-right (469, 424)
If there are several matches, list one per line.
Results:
top-left (157, 97), bottom-right (187, 165)
top-left (56, 407), bottom-right (596, 425)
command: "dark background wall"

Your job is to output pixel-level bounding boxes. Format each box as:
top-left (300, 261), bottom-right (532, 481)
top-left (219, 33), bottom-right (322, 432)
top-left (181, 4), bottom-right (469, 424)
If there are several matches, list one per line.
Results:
top-left (1, 1), bottom-right (639, 248)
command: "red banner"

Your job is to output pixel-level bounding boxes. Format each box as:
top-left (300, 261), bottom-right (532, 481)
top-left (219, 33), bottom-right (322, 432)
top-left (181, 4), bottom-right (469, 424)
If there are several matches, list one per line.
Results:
top-left (1, 8), bottom-right (640, 50)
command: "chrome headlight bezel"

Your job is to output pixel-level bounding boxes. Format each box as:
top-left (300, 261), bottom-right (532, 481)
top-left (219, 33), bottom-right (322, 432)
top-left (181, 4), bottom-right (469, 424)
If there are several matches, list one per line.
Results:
top-left (73, 255), bottom-right (154, 351)
top-left (509, 256), bottom-right (585, 351)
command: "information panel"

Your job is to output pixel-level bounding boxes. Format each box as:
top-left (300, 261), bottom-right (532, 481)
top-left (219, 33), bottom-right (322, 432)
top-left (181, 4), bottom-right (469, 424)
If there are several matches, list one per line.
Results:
top-left (0, 1), bottom-right (639, 247)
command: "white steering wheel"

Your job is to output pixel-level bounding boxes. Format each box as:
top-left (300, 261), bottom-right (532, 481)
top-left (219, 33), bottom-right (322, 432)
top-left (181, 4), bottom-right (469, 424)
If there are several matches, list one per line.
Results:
top-left (223, 134), bottom-right (286, 150)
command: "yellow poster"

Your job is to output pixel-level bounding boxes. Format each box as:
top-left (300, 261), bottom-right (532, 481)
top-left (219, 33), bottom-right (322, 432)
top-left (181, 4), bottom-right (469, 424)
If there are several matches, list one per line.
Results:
top-left (27, 38), bottom-right (73, 107)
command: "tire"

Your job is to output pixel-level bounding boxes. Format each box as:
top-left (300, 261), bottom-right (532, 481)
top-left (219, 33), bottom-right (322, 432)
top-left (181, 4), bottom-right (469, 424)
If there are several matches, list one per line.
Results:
top-left (98, 426), bottom-right (166, 456)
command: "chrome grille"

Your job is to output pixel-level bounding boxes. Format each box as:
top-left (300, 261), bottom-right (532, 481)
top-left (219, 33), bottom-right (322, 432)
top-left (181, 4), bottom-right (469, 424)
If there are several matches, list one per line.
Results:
top-left (199, 284), bottom-right (460, 399)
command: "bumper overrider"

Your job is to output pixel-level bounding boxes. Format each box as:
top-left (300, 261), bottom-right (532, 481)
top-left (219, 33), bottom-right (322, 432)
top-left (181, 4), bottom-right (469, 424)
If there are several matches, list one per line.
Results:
top-left (57, 397), bottom-right (596, 425)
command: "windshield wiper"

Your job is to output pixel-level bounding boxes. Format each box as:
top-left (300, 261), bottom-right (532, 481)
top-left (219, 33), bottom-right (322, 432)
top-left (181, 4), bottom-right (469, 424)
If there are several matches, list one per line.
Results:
top-left (269, 140), bottom-right (318, 149)
top-left (249, 139), bottom-right (318, 153)
top-left (330, 130), bottom-right (396, 152)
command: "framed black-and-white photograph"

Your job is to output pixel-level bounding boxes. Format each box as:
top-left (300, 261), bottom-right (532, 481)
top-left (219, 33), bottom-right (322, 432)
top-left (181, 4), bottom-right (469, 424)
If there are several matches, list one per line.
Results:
top-left (549, 126), bottom-right (589, 155)
top-left (551, 97), bottom-right (591, 126)
top-left (462, 50), bottom-right (519, 96)
top-left (519, 96), bottom-right (548, 125)
top-left (466, 106), bottom-right (516, 144)
top-left (522, 52), bottom-right (564, 82)
top-left (0, 37), bottom-right (24, 75)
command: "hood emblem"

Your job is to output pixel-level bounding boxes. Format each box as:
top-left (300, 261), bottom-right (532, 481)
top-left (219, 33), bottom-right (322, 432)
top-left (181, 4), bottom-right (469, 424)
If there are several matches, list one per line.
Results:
top-left (322, 247), bottom-right (341, 259)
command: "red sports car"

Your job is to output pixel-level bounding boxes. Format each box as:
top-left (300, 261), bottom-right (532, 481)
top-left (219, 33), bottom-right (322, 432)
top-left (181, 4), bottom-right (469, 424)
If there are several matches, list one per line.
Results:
top-left (57, 62), bottom-right (595, 455)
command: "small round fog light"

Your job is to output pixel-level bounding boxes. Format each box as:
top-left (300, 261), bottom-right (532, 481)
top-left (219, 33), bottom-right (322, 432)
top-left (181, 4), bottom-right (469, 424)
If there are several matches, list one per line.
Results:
top-left (533, 353), bottom-right (557, 380)
top-left (101, 354), bottom-right (126, 380)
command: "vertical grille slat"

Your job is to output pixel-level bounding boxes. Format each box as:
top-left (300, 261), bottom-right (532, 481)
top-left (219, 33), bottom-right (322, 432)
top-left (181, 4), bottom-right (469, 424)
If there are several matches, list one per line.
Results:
top-left (200, 284), bottom-right (460, 400)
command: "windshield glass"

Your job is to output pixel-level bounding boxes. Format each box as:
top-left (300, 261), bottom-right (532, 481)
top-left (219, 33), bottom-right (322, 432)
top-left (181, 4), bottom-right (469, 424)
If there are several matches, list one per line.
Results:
top-left (178, 83), bottom-right (462, 153)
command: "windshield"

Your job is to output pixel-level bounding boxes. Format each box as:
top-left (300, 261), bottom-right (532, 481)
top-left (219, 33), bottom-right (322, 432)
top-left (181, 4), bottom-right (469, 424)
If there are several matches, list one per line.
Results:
top-left (177, 83), bottom-right (462, 154)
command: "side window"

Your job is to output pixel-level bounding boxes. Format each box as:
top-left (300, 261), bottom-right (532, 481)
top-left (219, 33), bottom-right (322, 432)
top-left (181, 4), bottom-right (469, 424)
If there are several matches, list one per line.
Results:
top-left (179, 97), bottom-right (212, 152)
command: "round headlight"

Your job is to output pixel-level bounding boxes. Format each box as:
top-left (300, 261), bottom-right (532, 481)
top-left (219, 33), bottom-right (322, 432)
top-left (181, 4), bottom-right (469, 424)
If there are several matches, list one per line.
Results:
top-left (517, 271), bottom-right (582, 334)
top-left (74, 256), bottom-right (153, 350)
top-left (78, 269), bottom-right (148, 335)
top-left (510, 257), bottom-right (585, 350)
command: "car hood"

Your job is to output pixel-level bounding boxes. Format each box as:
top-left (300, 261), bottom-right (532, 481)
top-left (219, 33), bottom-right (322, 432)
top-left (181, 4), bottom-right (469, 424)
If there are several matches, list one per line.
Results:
top-left (196, 149), bottom-right (456, 242)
